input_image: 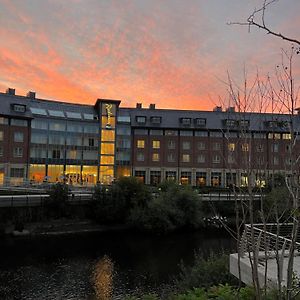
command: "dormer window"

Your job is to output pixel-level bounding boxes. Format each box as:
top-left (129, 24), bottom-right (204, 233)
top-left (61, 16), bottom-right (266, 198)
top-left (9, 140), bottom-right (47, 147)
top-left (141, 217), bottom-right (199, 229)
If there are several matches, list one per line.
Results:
top-left (195, 118), bottom-right (206, 127)
top-left (11, 104), bottom-right (26, 113)
top-left (180, 118), bottom-right (192, 126)
top-left (136, 116), bottom-right (146, 124)
top-left (239, 120), bottom-right (250, 127)
top-left (225, 119), bottom-right (236, 127)
top-left (150, 116), bottom-right (161, 124)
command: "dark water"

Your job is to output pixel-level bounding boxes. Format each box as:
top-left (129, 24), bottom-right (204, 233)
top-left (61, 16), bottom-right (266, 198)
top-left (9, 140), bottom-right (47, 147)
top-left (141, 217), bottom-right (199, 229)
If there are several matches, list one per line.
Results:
top-left (0, 229), bottom-right (235, 299)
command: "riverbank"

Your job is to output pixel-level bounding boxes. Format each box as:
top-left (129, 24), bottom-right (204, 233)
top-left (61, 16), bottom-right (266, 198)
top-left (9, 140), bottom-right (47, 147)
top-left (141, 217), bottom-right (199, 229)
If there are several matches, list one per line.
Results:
top-left (3, 219), bottom-right (131, 236)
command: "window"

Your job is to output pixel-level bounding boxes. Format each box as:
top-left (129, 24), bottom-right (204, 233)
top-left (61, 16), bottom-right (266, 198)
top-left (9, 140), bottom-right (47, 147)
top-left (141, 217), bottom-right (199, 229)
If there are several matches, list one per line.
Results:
top-left (195, 118), bottom-right (206, 126)
top-left (66, 112), bottom-right (82, 119)
top-left (253, 133), bottom-right (266, 139)
top-left (0, 146), bottom-right (3, 156)
top-left (12, 104), bottom-right (26, 113)
top-left (67, 136), bottom-right (82, 146)
top-left (256, 144), bottom-right (264, 152)
top-left (268, 133), bottom-right (281, 139)
top-left (136, 116), bottom-right (146, 124)
top-left (88, 138), bottom-right (95, 147)
top-left (152, 153), bottom-right (160, 162)
top-left (195, 131), bottom-right (208, 137)
top-left (181, 172), bottom-right (191, 185)
top-left (134, 129), bottom-right (148, 135)
top-left (49, 134), bottom-right (65, 145)
top-left (258, 157), bottom-right (264, 165)
top-left (13, 147), bottom-right (23, 157)
top-left (283, 133), bottom-right (291, 140)
top-left (84, 125), bottom-right (99, 134)
top-left (165, 130), bottom-right (177, 136)
top-left (135, 170), bottom-right (146, 183)
top-left (150, 117), bottom-right (161, 124)
top-left (10, 168), bottom-right (24, 178)
top-left (31, 119), bottom-right (48, 130)
top-left (182, 154), bottom-right (190, 163)
top-left (48, 110), bottom-right (65, 117)
top-left (14, 132), bottom-right (24, 142)
top-left (137, 140), bottom-right (145, 148)
top-left (52, 149), bottom-right (61, 159)
top-left (228, 143), bottom-right (235, 152)
top-left (239, 120), bottom-right (250, 127)
top-left (273, 156), bottom-right (279, 165)
top-left (101, 130), bottom-right (115, 142)
top-left (166, 171), bottom-right (176, 181)
top-left (228, 154), bottom-right (235, 164)
top-left (180, 130), bottom-right (193, 136)
top-left (180, 118), bottom-right (192, 125)
top-left (0, 131), bottom-right (3, 141)
top-left (137, 152), bottom-right (145, 162)
top-left (31, 133), bottom-right (47, 144)
top-left (211, 172), bottom-right (221, 187)
top-left (210, 131), bottom-right (223, 138)
top-left (167, 153), bottom-right (175, 162)
top-left (67, 123), bottom-right (83, 133)
top-left (11, 119), bottom-right (27, 127)
top-left (225, 119), bottom-right (236, 127)
top-left (30, 148), bottom-right (47, 158)
top-left (242, 143), bottom-right (249, 152)
top-left (197, 142), bottom-right (205, 150)
top-left (30, 107), bottom-right (47, 116)
top-left (197, 154), bottom-right (205, 163)
top-left (150, 171), bottom-right (161, 185)
top-left (213, 143), bottom-right (221, 150)
top-left (0, 117), bottom-right (8, 124)
top-left (168, 140), bottom-right (176, 149)
top-left (152, 140), bottom-right (160, 149)
top-left (117, 138), bottom-right (131, 149)
top-left (212, 154), bottom-right (220, 163)
top-left (101, 143), bottom-right (115, 155)
top-left (49, 121), bottom-right (66, 131)
top-left (272, 143), bottom-right (279, 152)
top-left (150, 130), bottom-right (163, 136)
top-left (182, 141), bottom-right (190, 150)
top-left (196, 172), bottom-right (206, 186)
top-left (83, 151), bottom-right (98, 160)
top-left (117, 127), bottom-right (131, 135)
top-left (117, 116), bottom-right (131, 123)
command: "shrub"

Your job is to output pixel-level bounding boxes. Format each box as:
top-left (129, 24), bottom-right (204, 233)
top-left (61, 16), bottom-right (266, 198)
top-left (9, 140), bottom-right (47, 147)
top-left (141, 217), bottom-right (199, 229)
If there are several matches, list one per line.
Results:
top-left (45, 183), bottom-right (69, 218)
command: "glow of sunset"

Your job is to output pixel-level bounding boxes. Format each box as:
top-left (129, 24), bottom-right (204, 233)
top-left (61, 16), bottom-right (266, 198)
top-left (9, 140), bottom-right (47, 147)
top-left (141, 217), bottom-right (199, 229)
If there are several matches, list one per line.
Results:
top-left (0, 0), bottom-right (299, 110)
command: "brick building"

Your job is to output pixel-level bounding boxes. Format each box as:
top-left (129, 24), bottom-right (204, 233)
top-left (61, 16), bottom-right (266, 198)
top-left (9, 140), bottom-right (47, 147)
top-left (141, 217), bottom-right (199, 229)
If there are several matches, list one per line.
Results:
top-left (0, 88), bottom-right (298, 187)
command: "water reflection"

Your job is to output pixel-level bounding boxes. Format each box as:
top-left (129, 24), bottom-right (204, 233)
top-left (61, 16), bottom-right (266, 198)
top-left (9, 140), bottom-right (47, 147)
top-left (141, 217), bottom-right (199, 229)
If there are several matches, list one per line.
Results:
top-left (93, 255), bottom-right (114, 300)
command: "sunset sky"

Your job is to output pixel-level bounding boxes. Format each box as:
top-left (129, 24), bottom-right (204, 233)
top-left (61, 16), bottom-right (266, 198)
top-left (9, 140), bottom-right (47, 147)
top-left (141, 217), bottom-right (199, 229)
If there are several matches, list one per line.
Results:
top-left (0, 0), bottom-right (299, 110)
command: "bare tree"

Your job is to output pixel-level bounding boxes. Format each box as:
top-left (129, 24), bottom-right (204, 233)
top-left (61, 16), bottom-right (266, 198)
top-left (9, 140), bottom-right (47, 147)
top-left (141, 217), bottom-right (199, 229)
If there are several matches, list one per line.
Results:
top-left (228, 0), bottom-right (300, 47)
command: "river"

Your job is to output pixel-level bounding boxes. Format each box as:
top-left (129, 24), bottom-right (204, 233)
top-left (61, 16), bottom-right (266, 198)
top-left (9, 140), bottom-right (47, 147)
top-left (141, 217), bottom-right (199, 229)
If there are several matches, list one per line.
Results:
top-left (0, 229), bottom-right (235, 299)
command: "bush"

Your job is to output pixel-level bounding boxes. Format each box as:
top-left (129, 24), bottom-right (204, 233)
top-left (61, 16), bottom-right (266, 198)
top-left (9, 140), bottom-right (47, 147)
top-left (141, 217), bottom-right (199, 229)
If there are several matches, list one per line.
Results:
top-left (129, 182), bottom-right (203, 234)
top-left (175, 252), bottom-right (238, 292)
top-left (45, 183), bottom-right (69, 218)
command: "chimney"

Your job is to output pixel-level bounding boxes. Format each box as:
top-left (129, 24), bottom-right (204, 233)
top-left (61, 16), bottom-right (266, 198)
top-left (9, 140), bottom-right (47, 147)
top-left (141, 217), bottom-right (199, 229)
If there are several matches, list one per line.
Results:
top-left (149, 103), bottom-right (155, 110)
top-left (213, 106), bottom-right (222, 112)
top-left (6, 88), bottom-right (15, 95)
top-left (136, 103), bottom-right (142, 109)
top-left (26, 91), bottom-right (36, 99)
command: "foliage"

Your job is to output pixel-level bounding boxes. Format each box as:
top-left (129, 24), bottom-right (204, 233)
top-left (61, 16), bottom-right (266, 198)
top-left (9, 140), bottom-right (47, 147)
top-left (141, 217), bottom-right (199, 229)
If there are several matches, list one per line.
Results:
top-left (129, 181), bottom-right (203, 234)
top-left (45, 183), bottom-right (69, 218)
top-left (91, 177), bottom-right (151, 224)
top-left (175, 252), bottom-right (238, 292)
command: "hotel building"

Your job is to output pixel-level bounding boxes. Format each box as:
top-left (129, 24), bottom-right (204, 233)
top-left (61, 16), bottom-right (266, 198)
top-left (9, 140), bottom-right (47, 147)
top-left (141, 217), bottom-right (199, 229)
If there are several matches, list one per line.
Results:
top-left (0, 88), bottom-right (298, 187)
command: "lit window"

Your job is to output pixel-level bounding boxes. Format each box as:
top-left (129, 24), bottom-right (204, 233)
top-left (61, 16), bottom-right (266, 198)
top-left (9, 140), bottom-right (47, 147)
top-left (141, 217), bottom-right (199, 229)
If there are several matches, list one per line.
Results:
top-left (228, 143), bottom-right (235, 152)
top-left (101, 143), bottom-right (115, 155)
top-left (137, 140), bottom-right (145, 148)
top-left (100, 155), bottom-right (115, 165)
top-left (13, 147), bottom-right (23, 157)
top-left (14, 132), bottom-right (24, 142)
top-left (152, 153), bottom-right (159, 162)
top-left (182, 154), bottom-right (190, 163)
top-left (101, 130), bottom-right (115, 142)
top-left (283, 133), bottom-right (291, 140)
top-left (152, 140), bottom-right (160, 149)
top-left (242, 143), bottom-right (249, 152)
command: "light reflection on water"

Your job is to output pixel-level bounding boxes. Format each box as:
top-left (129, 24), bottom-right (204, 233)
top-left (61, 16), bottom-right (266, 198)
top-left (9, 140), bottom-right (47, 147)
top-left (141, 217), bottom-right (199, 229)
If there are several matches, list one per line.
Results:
top-left (0, 230), bottom-right (234, 299)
